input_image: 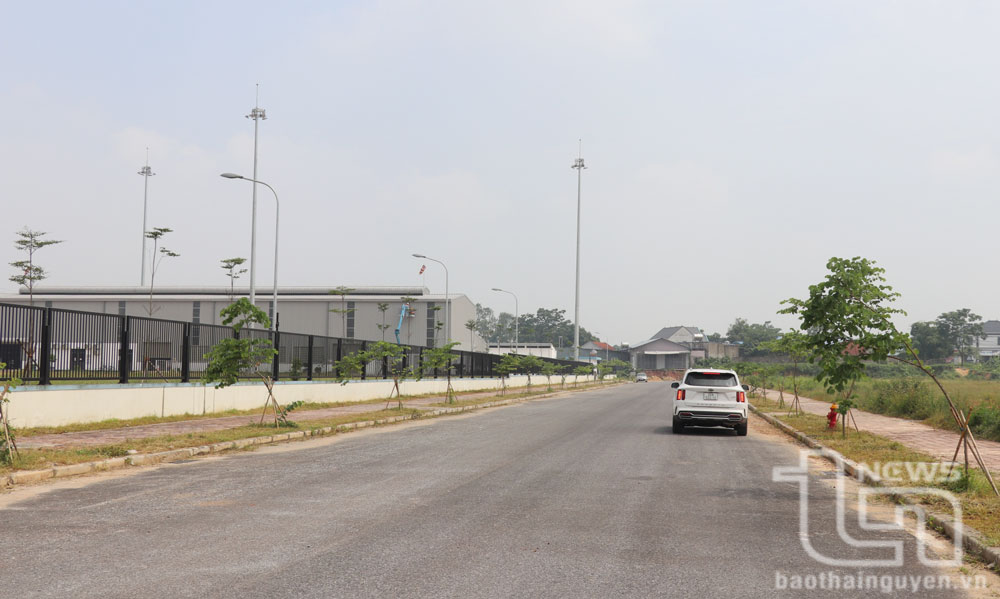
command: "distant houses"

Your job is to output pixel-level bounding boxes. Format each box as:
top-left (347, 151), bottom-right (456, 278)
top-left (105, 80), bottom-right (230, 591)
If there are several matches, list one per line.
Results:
top-left (977, 320), bottom-right (1000, 360)
top-left (629, 326), bottom-right (739, 371)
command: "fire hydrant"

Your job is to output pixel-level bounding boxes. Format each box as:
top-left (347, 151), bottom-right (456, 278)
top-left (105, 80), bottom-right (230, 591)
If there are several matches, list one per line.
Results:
top-left (827, 404), bottom-right (839, 429)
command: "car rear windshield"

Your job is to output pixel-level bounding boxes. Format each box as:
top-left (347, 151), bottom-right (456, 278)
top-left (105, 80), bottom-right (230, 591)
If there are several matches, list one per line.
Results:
top-left (685, 372), bottom-right (738, 387)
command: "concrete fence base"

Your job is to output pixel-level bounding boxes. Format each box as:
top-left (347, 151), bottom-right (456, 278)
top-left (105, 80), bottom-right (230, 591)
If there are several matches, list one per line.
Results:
top-left (8, 375), bottom-right (594, 428)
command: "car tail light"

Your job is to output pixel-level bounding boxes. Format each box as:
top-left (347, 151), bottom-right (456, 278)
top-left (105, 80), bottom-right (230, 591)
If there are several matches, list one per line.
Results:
top-left (676, 389), bottom-right (685, 400)
top-left (736, 391), bottom-right (745, 403)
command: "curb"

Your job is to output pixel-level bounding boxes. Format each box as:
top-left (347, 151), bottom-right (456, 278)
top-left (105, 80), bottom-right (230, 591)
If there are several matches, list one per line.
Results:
top-left (749, 403), bottom-right (1000, 569)
top-left (1, 382), bottom-right (621, 489)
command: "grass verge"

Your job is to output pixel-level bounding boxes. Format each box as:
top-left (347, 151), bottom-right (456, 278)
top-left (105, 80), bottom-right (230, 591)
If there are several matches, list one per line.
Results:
top-left (1, 408), bottom-right (422, 475)
top-left (2, 381), bottom-right (620, 476)
top-left (751, 394), bottom-right (1000, 546)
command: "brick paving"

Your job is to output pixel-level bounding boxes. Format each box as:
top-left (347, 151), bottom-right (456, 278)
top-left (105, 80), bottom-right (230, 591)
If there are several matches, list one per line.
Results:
top-left (759, 388), bottom-right (1000, 472)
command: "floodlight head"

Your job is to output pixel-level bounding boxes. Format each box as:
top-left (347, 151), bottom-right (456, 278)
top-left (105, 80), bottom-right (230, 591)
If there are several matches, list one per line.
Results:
top-left (412, 253), bottom-right (426, 258)
top-left (220, 173), bottom-right (244, 179)
top-left (491, 288), bottom-right (503, 292)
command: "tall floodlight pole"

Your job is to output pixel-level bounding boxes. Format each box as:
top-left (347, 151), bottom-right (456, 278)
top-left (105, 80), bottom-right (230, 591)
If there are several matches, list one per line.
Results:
top-left (138, 149), bottom-right (155, 285)
top-left (246, 85), bottom-right (267, 308)
top-left (491, 288), bottom-right (518, 354)
top-left (221, 173), bottom-right (280, 331)
top-left (412, 253), bottom-right (448, 345)
top-left (571, 141), bottom-right (586, 361)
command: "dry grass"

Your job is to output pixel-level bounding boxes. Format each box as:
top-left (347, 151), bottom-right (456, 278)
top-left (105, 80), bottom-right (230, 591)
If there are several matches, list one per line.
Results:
top-left (2, 408), bottom-right (422, 475)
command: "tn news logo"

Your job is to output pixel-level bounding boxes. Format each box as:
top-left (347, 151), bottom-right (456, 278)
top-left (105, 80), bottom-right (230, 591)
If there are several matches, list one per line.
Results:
top-left (773, 449), bottom-right (963, 568)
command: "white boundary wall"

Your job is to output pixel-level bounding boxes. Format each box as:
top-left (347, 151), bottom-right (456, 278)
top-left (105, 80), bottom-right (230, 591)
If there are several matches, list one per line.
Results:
top-left (7, 375), bottom-right (595, 428)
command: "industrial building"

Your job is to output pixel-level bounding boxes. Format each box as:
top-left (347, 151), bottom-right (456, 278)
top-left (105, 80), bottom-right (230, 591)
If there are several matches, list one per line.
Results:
top-left (0, 286), bottom-right (486, 349)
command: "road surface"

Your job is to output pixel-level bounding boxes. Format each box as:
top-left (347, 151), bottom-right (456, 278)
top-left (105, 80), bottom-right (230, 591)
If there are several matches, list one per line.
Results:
top-left (0, 382), bottom-right (982, 597)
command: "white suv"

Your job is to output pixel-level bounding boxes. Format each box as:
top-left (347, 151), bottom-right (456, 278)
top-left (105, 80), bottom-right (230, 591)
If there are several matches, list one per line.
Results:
top-left (670, 369), bottom-right (749, 436)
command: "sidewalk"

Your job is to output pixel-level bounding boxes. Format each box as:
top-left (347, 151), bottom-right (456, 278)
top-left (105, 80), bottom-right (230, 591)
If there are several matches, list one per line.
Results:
top-left (16, 385), bottom-right (582, 450)
top-left (759, 388), bottom-right (1000, 472)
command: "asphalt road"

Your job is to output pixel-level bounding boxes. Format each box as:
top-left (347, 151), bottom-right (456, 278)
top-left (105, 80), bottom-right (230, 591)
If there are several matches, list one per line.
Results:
top-left (0, 383), bottom-right (974, 598)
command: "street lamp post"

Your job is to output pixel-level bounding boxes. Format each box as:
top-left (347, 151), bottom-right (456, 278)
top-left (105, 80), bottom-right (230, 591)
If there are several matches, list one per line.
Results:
top-left (221, 173), bottom-right (279, 331)
top-left (412, 253), bottom-right (448, 345)
top-left (571, 142), bottom-right (586, 361)
top-left (491, 288), bottom-right (518, 354)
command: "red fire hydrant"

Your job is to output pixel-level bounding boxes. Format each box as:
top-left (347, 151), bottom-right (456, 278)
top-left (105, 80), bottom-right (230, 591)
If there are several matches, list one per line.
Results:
top-left (827, 404), bottom-right (839, 429)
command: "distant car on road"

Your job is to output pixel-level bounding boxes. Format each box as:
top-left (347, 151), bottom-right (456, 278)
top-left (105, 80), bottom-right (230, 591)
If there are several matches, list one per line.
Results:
top-left (636, 372), bottom-right (648, 382)
top-left (670, 368), bottom-right (749, 436)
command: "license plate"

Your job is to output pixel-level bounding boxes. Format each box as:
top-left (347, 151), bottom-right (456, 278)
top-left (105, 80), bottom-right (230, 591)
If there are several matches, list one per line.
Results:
top-left (703, 392), bottom-right (717, 400)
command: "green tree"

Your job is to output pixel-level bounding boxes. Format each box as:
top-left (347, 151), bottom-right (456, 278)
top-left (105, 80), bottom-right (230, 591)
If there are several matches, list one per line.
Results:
top-left (9, 228), bottom-right (63, 377)
top-left (464, 319), bottom-right (477, 352)
top-left (429, 305), bottom-right (443, 347)
top-left (558, 364), bottom-right (574, 388)
top-left (220, 257), bottom-right (247, 302)
top-left (473, 303), bottom-right (597, 346)
top-left (779, 257), bottom-right (903, 437)
top-left (779, 257), bottom-right (904, 394)
top-left (706, 332), bottom-right (724, 342)
top-left (422, 342), bottom-right (460, 403)
top-left (781, 257), bottom-right (1000, 494)
top-left (603, 358), bottom-right (632, 379)
top-left (518, 355), bottom-right (544, 389)
top-left (935, 309), bottom-right (984, 365)
top-left (494, 353), bottom-right (522, 395)
top-left (329, 286), bottom-right (355, 338)
top-left (144, 227), bottom-right (179, 316)
top-left (334, 341), bottom-right (413, 408)
top-left (909, 321), bottom-right (950, 361)
top-left (202, 299), bottom-right (298, 427)
top-left (761, 330), bottom-right (810, 413)
top-left (473, 303), bottom-right (498, 342)
top-left (573, 364), bottom-right (593, 387)
top-left (0, 362), bottom-right (21, 464)
top-left (725, 318), bottom-right (781, 356)
top-left (9, 227), bottom-right (63, 306)
top-left (540, 361), bottom-right (559, 391)
top-left (376, 302), bottom-right (391, 341)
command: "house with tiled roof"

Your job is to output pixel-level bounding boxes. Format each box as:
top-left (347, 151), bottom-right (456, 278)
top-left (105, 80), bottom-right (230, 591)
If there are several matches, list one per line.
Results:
top-left (628, 325), bottom-right (740, 371)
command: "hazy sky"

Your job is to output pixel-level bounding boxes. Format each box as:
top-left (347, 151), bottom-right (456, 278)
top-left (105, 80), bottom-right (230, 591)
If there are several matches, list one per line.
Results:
top-left (3, 1), bottom-right (1000, 345)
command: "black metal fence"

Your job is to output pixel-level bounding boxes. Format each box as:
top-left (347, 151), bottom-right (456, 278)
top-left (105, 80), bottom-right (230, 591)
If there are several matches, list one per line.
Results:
top-left (0, 303), bottom-right (586, 385)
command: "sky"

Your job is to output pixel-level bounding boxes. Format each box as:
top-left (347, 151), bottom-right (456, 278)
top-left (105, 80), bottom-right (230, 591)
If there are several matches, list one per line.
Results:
top-left (3, 1), bottom-right (1000, 346)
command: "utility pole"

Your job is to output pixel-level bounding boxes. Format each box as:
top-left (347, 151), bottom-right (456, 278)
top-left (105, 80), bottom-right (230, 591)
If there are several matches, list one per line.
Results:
top-left (571, 140), bottom-right (586, 361)
top-left (246, 84), bottom-right (267, 309)
top-left (138, 149), bottom-right (155, 286)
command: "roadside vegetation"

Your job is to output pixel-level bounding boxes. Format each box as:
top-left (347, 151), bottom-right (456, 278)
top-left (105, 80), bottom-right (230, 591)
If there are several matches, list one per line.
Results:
top-left (696, 359), bottom-right (1000, 444)
top-left (752, 393), bottom-right (1000, 546)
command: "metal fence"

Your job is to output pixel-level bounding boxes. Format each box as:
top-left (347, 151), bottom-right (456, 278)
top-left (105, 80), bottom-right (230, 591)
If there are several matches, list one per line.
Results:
top-left (0, 303), bottom-right (585, 385)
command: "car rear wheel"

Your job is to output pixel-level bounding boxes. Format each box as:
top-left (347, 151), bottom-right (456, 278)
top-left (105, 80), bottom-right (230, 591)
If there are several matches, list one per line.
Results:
top-left (672, 416), bottom-right (684, 434)
top-left (735, 421), bottom-right (748, 436)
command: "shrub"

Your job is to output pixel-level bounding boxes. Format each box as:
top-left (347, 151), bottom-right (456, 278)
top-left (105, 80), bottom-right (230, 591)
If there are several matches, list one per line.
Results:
top-left (863, 379), bottom-right (937, 420)
top-left (968, 404), bottom-right (1000, 442)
